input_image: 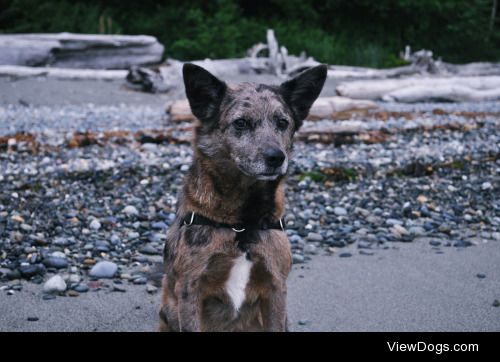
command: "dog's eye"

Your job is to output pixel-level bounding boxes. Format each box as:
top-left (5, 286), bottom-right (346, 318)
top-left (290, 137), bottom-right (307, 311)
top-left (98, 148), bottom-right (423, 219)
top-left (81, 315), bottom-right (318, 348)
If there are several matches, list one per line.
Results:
top-left (277, 118), bottom-right (289, 130)
top-left (233, 118), bottom-right (249, 131)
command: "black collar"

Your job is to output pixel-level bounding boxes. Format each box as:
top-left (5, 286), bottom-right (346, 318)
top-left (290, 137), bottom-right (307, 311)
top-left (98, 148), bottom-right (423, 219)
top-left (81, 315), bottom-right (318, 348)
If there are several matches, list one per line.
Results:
top-left (181, 212), bottom-right (284, 232)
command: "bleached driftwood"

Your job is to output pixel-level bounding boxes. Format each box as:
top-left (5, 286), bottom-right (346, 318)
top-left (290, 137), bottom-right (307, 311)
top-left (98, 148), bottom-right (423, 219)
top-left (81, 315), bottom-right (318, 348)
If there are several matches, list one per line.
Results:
top-left (247, 29), bottom-right (320, 78)
top-left (166, 96), bottom-right (378, 122)
top-left (336, 76), bottom-right (500, 102)
top-left (0, 33), bottom-right (164, 69)
top-left (0, 65), bottom-right (127, 79)
top-left (382, 85), bottom-right (500, 102)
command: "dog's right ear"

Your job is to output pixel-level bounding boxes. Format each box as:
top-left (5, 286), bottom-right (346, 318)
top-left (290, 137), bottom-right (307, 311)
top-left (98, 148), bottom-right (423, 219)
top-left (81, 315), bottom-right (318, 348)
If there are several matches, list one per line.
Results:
top-left (183, 63), bottom-right (227, 124)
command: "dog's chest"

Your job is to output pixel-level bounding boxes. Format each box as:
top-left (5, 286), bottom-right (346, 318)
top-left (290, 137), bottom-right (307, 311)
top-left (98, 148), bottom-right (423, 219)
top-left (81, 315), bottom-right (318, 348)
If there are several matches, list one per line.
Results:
top-left (224, 253), bottom-right (252, 311)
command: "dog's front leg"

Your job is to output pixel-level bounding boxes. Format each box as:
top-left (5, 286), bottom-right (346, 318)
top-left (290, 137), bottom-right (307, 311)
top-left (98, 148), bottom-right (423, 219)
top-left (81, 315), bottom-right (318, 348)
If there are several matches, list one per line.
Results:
top-left (261, 288), bottom-right (288, 332)
top-left (176, 280), bottom-right (202, 332)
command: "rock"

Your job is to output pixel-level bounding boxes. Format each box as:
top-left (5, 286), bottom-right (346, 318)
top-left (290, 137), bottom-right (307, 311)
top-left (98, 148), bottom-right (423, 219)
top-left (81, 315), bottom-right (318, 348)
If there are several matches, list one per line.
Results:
top-left (139, 245), bottom-right (160, 255)
top-left (43, 275), bottom-right (67, 293)
top-left (19, 264), bottom-right (46, 278)
top-left (42, 257), bottom-right (68, 269)
top-left (292, 254), bottom-right (305, 264)
top-left (303, 244), bottom-right (317, 255)
top-left (333, 207), bottom-right (348, 216)
top-left (386, 218), bottom-right (404, 226)
top-left (493, 299), bottom-right (500, 307)
top-left (408, 226), bottom-right (426, 236)
top-left (476, 273), bottom-right (486, 279)
top-left (152, 221), bottom-right (168, 230)
top-left (89, 261), bottom-right (118, 279)
top-left (298, 319), bottom-right (309, 326)
top-left (10, 215), bottom-right (24, 223)
top-left (123, 205), bottom-right (139, 216)
top-left (429, 240), bottom-right (441, 247)
top-left (27, 316), bottom-right (39, 322)
top-left (328, 240), bottom-right (347, 248)
top-left (491, 232), bottom-right (500, 241)
top-left (67, 290), bottom-right (80, 297)
top-left (481, 182), bottom-right (492, 190)
top-left (73, 283), bottom-right (89, 293)
top-left (453, 240), bottom-right (473, 248)
top-left (146, 284), bottom-right (158, 294)
top-left (339, 252), bottom-right (352, 258)
top-left (359, 250), bottom-right (374, 256)
top-left (306, 232), bottom-right (323, 242)
top-left (390, 224), bottom-right (408, 238)
top-left (50, 251), bottom-right (66, 259)
top-left (89, 219), bottom-right (101, 231)
top-left (133, 277), bottom-right (148, 285)
top-left (113, 284), bottom-right (126, 292)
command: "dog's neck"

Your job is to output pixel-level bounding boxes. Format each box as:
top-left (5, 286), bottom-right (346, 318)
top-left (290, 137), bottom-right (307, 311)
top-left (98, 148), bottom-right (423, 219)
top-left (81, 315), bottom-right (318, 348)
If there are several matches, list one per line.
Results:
top-left (181, 150), bottom-right (285, 226)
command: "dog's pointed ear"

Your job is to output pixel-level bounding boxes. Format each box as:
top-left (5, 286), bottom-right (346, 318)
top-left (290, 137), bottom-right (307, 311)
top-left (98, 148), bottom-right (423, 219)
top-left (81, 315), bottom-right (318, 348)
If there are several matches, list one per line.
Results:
top-left (183, 63), bottom-right (227, 124)
top-left (280, 65), bottom-right (327, 128)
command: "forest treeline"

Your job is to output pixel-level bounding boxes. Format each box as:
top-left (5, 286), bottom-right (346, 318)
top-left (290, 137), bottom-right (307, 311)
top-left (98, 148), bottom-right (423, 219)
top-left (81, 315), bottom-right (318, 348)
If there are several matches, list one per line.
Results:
top-left (0, 0), bottom-right (498, 67)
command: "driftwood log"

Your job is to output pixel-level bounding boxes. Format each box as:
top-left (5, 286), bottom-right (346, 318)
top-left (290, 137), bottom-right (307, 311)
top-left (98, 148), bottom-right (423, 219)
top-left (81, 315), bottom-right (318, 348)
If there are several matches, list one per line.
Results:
top-left (336, 76), bottom-right (500, 102)
top-left (0, 33), bottom-right (164, 69)
top-left (167, 96), bottom-right (378, 122)
top-left (0, 65), bottom-right (127, 80)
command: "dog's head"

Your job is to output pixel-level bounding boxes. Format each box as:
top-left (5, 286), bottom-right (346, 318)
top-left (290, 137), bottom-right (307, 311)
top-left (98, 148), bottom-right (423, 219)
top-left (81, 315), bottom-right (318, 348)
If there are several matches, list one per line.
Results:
top-left (183, 63), bottom-right (327, 181)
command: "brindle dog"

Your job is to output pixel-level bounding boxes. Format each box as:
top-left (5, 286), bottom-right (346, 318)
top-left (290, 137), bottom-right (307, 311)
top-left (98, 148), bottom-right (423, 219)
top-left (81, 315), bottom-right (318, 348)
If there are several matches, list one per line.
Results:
top-left (159, 63), bottom-right (327, 331)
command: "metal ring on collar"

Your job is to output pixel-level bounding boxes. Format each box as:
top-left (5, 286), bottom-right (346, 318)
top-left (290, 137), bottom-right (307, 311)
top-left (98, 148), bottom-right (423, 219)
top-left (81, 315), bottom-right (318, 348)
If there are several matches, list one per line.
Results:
top-left (231, 227), bottom-right (246, 233)
top-left (279, 218), bottom-right (284, 231)
top-left (184, 212), bottom-right (195, 226)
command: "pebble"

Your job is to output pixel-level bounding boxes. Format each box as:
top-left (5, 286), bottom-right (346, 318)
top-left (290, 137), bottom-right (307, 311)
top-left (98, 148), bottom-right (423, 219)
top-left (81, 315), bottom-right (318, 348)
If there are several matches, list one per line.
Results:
top-left (306, 232), bottom-right (323, 242)
top-left (43, 275), bottom-right (67, 293)
top-left (333, 207), bottom-right (347, 216)
top-left (132, 277), bottom-right (148, 285)
top-left (492, 300), bottom-right (500, 307)
top-left (339, 252), bottom-right (352, 258)
top-left (89, 261), bottom-right (118, 279)
top-left (73, 283), bottom-right (89, 293)
top-left (113, 284), bottom-right (126, 292)
top-left (89, 219), bottom-right (101, 230)
top-left (453, 240), bottom-right (473, 248)
top-left (27, 316), bottom-right (39, 322)
top-left (123, 205), bottom-right (139, 216)
top-left (139, 245), bottom-right (160, 255)
top-left (146, 284), bottom-right (158, 294)
top-left (42, 257), bottom-right (68, 269)
top-left (67, 290), bottom-right (80, 297)
top-left (303, 244), bottom-right (317, 255)
top-left (292, 254), bottom-right (305, 264)
top-left (476, 273), bottom-right (486, 279)
top-left (481, 182), bottom-right (492, 190)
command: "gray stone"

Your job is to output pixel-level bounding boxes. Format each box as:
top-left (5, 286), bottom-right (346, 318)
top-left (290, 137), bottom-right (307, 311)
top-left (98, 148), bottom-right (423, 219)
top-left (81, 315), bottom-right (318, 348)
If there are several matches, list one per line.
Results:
top-left (139, 245), bottom-right (160, 255)
top-left (306, 232), bottom-right (323, 242)
top-left (481, 182), bottom-right (492, 190)
top-left (89, 219), bottom-right (101, 231)
top-left (292, 254), bottom-right (305, 264)
top-left (43, 275), bottom-right (67, 293)
top-left (123, 205), bottom-right (139, 216)
top-left (89, 261), bottom-right (118, 279)
top-left (334, 207), bottom-right (347, 216)
top-left (303, 244), bottom-right (318, 255)
top-left (42, 257), bottom-right (68, 269)
top-left (386, 218), bottom-right (404, 226)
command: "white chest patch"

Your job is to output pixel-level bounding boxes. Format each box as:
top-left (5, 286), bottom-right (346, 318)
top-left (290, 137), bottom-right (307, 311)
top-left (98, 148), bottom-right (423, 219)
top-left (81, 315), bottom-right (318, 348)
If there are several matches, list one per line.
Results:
top-left (225, 254), bottom-right (253, 311)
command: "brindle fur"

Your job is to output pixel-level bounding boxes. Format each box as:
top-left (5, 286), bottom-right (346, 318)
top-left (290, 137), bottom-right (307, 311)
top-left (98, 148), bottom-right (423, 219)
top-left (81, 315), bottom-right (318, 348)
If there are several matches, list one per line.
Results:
top-left (159, 63), bottom-right (327, 332)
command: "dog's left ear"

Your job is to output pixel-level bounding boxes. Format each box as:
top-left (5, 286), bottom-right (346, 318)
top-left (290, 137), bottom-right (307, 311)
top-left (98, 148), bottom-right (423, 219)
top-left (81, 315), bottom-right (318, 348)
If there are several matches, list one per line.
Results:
top-left (183, 63), bottom-right (227, 124)
top-left (280, 65), bottom-right (327, 128)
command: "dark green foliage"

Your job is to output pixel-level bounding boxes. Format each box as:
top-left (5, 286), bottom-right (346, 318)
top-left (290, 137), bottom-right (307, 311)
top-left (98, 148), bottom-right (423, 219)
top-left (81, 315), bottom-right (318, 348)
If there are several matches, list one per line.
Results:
top-left (0, 0), bottom-right (498, 67)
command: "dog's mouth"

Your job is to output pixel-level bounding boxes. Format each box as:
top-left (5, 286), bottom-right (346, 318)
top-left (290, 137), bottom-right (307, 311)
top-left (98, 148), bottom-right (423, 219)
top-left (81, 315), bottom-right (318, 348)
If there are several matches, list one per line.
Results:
top-left (236, 165), bottom-right (283, 181)
top-left (255, 173), bottom-right (280, 181)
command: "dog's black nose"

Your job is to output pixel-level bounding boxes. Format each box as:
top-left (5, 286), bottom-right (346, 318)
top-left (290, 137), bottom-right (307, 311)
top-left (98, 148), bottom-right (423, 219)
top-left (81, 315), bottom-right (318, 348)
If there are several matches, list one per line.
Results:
top-left (264, 148), bottom-right (285, 168)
